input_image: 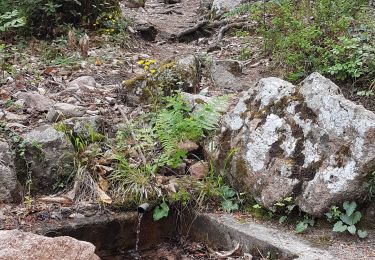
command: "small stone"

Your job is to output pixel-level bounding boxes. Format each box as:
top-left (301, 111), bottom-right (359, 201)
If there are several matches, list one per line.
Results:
top-left (15, 91), bottom-right (53, 112)
top-left (189, 161), bottom-right (209, 180)
top-left (69, 213), bottom-right (85, 219)
top-left (177, 140), bottom-right (199, 152)
top-left (54, 103), bottom-right (86, 118)
top-left (46, 108), bottom-right (63, 122)
top-left (67, 76), bottom-right (96, 89)
top-left (37, 87), bottom-right (46, 95)
top-left (4, 111), bottom-right (28, 121)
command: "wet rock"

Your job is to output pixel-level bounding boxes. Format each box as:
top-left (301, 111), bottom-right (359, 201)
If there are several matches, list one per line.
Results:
top-left (0, 140), bottom-right (22, 203)
top-left (53, 102), bottom-right (86, 118)
top-left (189, 161), bottom-right (209, 180)
top-left (22, 125), bottom-right (75, 195)
top-left (0, 230), bottom-right (99, 260)
top-left (210, 59), bottom-right (245, 92)
top-left (217, 73), bottom-right (375, 216)
top-left (15, 91), bottom-right (53, 112)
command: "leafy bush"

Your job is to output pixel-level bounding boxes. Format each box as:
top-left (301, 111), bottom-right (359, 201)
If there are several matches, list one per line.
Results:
top-left (242, 0), bottom-right (375, 86)
top-left (0, 0), bottom-right (120, 37)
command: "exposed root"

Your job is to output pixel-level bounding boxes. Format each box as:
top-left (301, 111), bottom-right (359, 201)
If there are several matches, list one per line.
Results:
top-left (207, 21), bottom-right (255, 52)
top-left (174, 20), bottom-right (209, 41)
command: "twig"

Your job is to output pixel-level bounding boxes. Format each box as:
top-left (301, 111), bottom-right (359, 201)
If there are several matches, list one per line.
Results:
top-left (117, 106), bottom-right (147, 166)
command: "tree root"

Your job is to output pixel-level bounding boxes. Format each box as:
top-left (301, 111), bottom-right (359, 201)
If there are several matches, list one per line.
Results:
top-left (207, 21), bottom-right (254, 52)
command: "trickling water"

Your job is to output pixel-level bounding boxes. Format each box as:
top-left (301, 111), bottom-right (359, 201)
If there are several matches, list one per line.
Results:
top-left (135, 212), bottom-right (144, 255)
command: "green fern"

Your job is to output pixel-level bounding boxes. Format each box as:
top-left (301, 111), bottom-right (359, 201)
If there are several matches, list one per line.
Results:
top-left (153, 94), bottom-right (230, 168)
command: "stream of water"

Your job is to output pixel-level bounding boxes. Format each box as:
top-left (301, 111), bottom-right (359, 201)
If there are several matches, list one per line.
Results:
top-left (133, 212), bottom-right (144, 259)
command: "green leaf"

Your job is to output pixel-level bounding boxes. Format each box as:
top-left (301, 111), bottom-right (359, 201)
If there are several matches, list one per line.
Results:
top-left (295, 221), bottom-right (308, 233)
top-left (221, 200), bottom-right (239, 213)
top-left (341, 211), bottom-right (362, 225)
top-left (219, 185), bottom-right (236, 199)
top-left (347, 225), bottom-right (356, 235)
top-left (333, 221), bottom-right (347, 232)
top-left (351, 211), bottom-right (362, 225)
top-left (279, 215), bottom-right (287, 224)
top-left (153, 202), bottom-right (169, 221)
top-left (343, 201), bottom-right (356, 216)
top-left (357, 230), bottom-right (368, 239)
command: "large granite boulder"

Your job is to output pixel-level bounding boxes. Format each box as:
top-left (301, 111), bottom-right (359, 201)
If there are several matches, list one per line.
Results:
top-left (21, 125), bottom-right (75, 194)
top-left (215, 73), bottom-right (375, 216)
top-left (0, 140), bottom-right (21, 203)
top-left (0, 229), bottom-right (99, 260)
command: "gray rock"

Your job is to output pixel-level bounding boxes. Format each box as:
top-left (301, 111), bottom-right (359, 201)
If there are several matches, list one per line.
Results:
top-left (15, 92), bottom-right (53, 112)
top-left (63, 116), bottom-right (106, 140)
top-left (0, 140), bottom-right (21, 203)
top-left (217, 73), bottom-right (375, 216)
top-left (176, 54), bottom-right (201, 92)
top-left (67, 76), bottom-right (97, 90)
top-left (123, 55), bottom-right (201, 105)
top-left (53, 103), bottom-right (86, 118)
top-left (210, 59), bottom-right (246, 92)
top-left (22, 125), bottom-right (75, 194)
top-left (0, 230), bottom-right (99, 260)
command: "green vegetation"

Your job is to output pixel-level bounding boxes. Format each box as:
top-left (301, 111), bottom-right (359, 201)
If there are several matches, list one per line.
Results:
top-left (0, 0), bottom-right (120, 38)
top-left (229, 0), bottom-right (375, 87)
top-left (326, 201), bottom-right (368, 238)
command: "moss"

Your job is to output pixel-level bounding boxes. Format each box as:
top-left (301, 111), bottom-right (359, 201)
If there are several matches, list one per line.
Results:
top-left (244, 204), bottom-right (273, 221)
top-left (122, 74), bottom-right (145, 90)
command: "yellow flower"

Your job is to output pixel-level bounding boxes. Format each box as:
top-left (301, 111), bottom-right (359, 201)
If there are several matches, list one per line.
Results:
top-left (137, 60), bottom-right (145, 65)
top-left (145, 61), bottom-right (151, 66)
top-left (150, 69), bottom-right (156, 74)
top-left (144, 65), bottom-right (149, 70)
top-left (150, 59), bottom-right (156, 64)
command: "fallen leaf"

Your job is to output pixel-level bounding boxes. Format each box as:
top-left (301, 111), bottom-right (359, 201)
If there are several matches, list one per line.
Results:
top-left (95, 57), bottom-right (102, 66)
top-left (96, 183), bottom-right (112, 204)
top-left (98, 176), bottom-right (109, 191)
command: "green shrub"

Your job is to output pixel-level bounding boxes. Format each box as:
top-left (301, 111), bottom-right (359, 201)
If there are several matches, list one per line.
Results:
top-left (0, 0), bottom-right (120, 37)
top-left (243, 0), bottom-right (374, 86)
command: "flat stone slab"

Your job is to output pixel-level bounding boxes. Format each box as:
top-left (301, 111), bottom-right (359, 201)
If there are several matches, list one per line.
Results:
top-left (186, 213), bottom-right (334, 259)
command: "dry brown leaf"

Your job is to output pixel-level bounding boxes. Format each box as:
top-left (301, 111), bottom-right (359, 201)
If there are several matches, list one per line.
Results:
top-left (79, 34), bottom-right (90, 59)
top-left (68, 30), bottom-right (76, 47)
top-left (43, 66), bottom-right (57, 75)
top-left (98, 176), bottom-right (109, 192)
top-left (95, 57), bottom-right (102, 66)
top-left (96, 184), bottom-right (112, 204)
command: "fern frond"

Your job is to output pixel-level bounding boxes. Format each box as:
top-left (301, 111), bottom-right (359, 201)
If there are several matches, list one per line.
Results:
top-left (191, 95), bottom-right (231, 131)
